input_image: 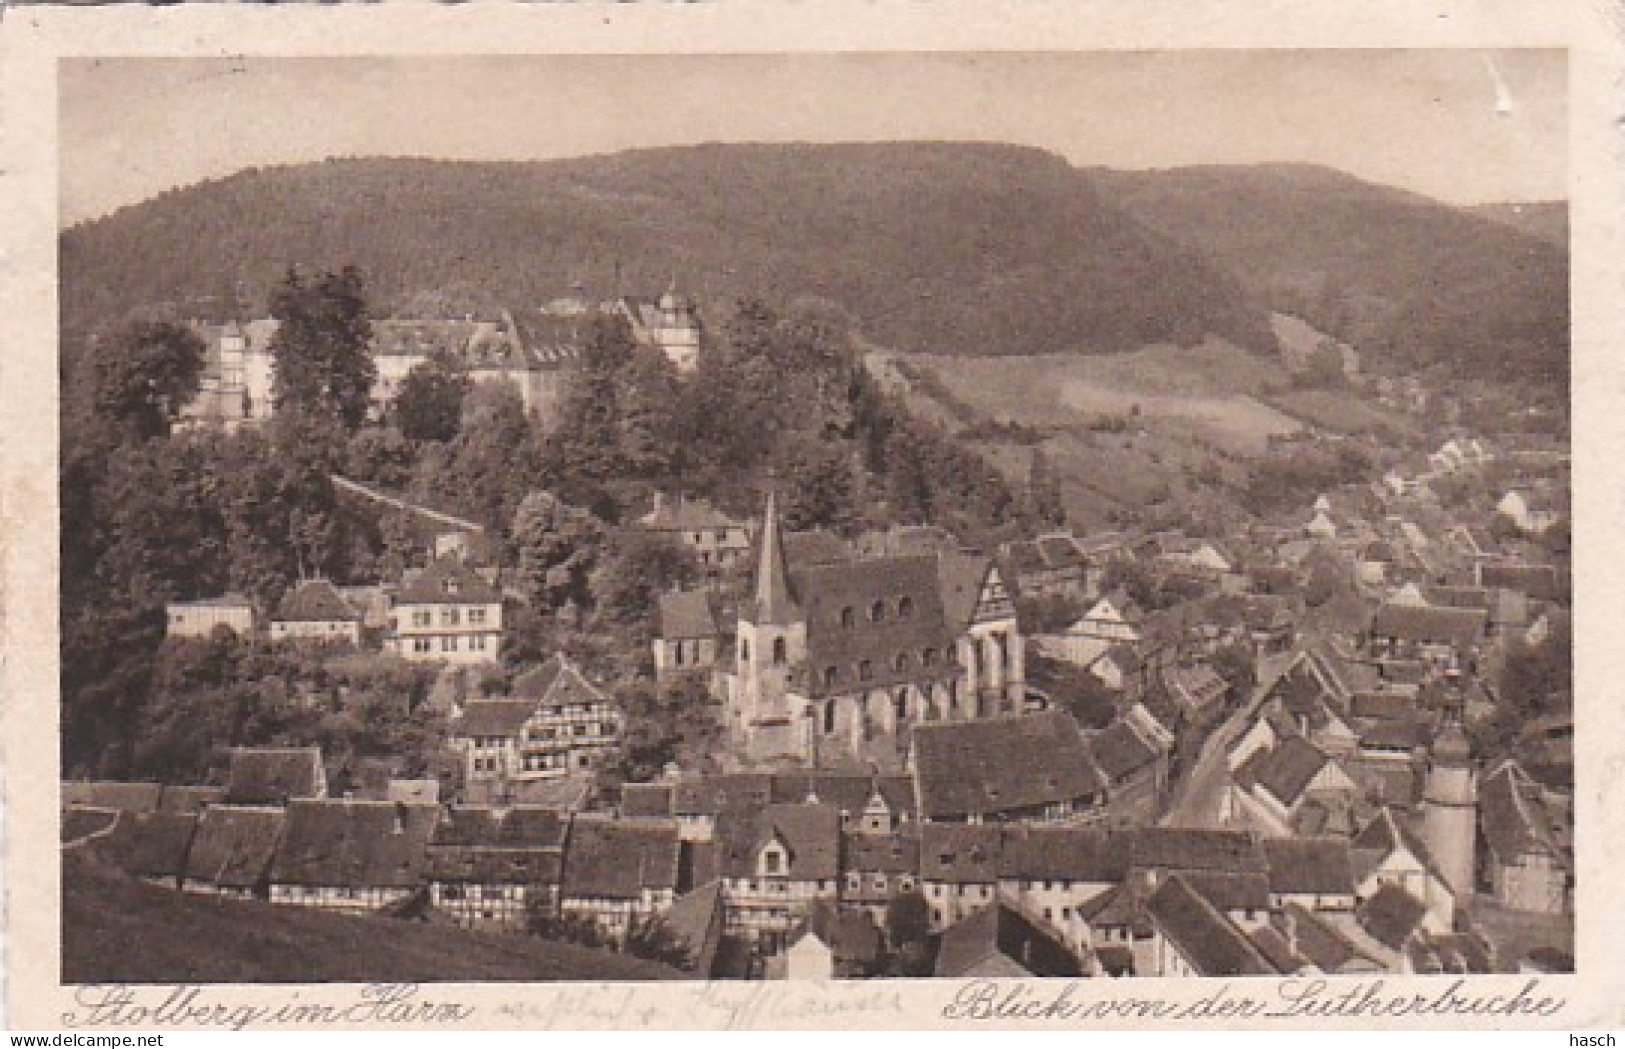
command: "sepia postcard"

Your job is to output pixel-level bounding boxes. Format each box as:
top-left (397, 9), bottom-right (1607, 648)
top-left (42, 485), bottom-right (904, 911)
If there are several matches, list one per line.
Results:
top-left (3, 0), bottom-right (1622, 1032)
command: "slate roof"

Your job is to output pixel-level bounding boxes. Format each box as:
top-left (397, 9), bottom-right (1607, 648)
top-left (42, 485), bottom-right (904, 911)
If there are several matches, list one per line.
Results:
top-left (1350, 690), bottom-right (1419, 723)
top-left (184, 805), bottom-right (286, 889)
top-left (802, 901), bottom-right (885, 967)
top-left (1249, 924), bottom-right (1311, 974)
top-left (225, 747), bottom-right (325, 806)
top-left (1177, 871), bottom-right (1274, 913)
top-left (997, 826), bottom-right (1128, 883)
top-left (1369, 603), bottom-right (1487, 648)
top-left (1262, 837), bottom-right (1356, 897)
top-left (1247, 737), bottom-right (1330, 809)
top-left (429, 807), bottom-right (503, 847)
top-left (1356, 883), bottom-right (1428, 951)
top-left (673, 773), bottom-right (774, 816)
top-left (793, 554), bottom-right (961, 699)
top-left (641, 497), bottom-right (744, 533)
top-left (937, 551), bottom-right (995, 632)
top-left (270, 799), bottom-right (440, 889)
top-left (783, 529), bottom-right (852, 568)
top-left (935, 902), bottom-right (1084, 978)
top-left (101, 811), bottom-right (199, 880)
top-left (511, 660), bottom-right (563, 699)
top-left (1352, 807), bottom-right (1440, 876)
top-left (621, 783), bottom-right (676, 819)
top-left (426, 845), bottom-right (563, 886)
top-left (659, 589), bottom-right (718, 640)
top-left (1088, 721), bottom-right (1162, 784)
top-left (1283, 903), bottom-right (1374, 972)
top-left (455, 700), bottom-right (533, 739)
top-left (1128, 828), bottom-right (1268, 875)
top-left (920, 823), bottom-right (1002, 883)
top-left (396, 554), bottom-right (501, 606)
top-left (1477, 562), bottom-right (1563, 602)
top-left (715, 802), bottom-right (841, 881)
top-left (560, 817), bottom-right (681, 899)
top-left (274, 579), bottom-right (360, 623)
top-left (913, 710), bottom-right (1105, 820)
top-left (1145, 875), bottom-right (1275, 976)
top-left (842, 832), bottom-right (919, 876)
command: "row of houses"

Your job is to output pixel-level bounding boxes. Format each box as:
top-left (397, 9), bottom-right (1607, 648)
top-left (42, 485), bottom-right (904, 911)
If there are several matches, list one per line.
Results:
top-left (167, 551), bottom-right (505, 666)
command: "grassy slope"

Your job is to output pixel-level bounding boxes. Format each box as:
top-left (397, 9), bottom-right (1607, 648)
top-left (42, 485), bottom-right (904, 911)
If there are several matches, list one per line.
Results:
top-left (62, 852), bottom-right (679, 984)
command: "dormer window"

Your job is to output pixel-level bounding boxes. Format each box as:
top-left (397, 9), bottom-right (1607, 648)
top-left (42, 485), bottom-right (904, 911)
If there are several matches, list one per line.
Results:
top-left (442, 578), bottom-right (459, 596)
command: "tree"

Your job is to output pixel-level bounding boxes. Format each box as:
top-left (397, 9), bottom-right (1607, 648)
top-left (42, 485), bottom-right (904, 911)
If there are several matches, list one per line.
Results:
top-left (511, 490), bottom-right (604, 614)
top-left (268, 266), bottom-right (376, 429)
top-left (1028, 446), bottom-right (1067, 526)
top-left (591, 526), bottom-right (699, 627)
top-left (617, 347), bottom-right (679, 480)
top-left (884, 891), bottom-right (934, 976)
top-left (393, 349), bottom-right (470, 442)
top-left (774, 433), bottom-right (857, 532)
top-left (92, 320), bottom-right (206, 439)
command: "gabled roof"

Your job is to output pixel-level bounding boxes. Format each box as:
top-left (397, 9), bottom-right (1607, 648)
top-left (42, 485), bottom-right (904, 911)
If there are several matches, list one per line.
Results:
top-left (1356, 883), bottom-right (1428, 951)
top-left (1247, 737), bottom-right (1331, 809)
top-left (270, 799), bottom-right (440, 889)
top-left (395, 554), bottom-right (501, 606)
top-left (100, 811), bottom-right (199, 880)
top-left (454, 700), bottom-right (533, 739)
top-left (794, 554), bottom-right (959, 699)
top-left (912, 711), bottom-right (1105, 820)
top-left (1352, 807), bottom-right (1440, 876)
top-left (1128, 828), bottom-right (1268, 875)
top-left (225, 747), bottom-right (325, 806)
top-left (800, 900), bottom-right (885, 966)
top-left (934, 902), bottom-right (1084, 978)
top-left (658, 588), bottom-right (718, 640)
top-left (997, 826), bottom-right (1128, 883)
top-left (842, 832), bottom-right (919, 876)
top-left (274, 579), bottom-right (360, 623)
top-left (184, 805), bottom-right (285, 889)
top-left (1283, 903), bottom-right (1376, 972)
top-left (561, 817), bottom-right (681, 899)
top-left (1479, 760), bottom-right (1569, 869)
top-left (641, 496), bottom-right (744, 532)
top-left (1369, 603), bottom-right (1487, 648)
top-left (1088, 720), bottom-right (1161, 784)
top-left (513, 657), bottom-right (612, 711)
top-left (1262, 836), bottom-right (1356, 897)
top-left (497, 806), bottom-right (570, 849)
top-left (1477, 562), bottom-right (1563, 602)
top-left (715, 802), bottom-right (840, 881)
top-left (937, 551), bottom-right (996, 632)
top-left (621, 783), bottom-right (676, 819)
top-left (1145, 875), bottom-right (1275, 976)
top-left (920, 823), bottom-right (1002, 883)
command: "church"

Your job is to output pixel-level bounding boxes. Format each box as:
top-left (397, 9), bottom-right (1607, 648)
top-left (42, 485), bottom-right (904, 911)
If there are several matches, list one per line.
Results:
top-left (723, 494), bottom-right (1026, 768)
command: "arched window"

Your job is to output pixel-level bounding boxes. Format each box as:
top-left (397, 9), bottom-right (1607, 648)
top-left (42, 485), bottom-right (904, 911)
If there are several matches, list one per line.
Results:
top-left (898, 596), bottom-right (914, 620)
top-left (823, 700), bottom-right (837, 734)
top-left (840, 607), bottom-right (856, 629)
top-left (894, 690), bottom-right (909, 721)
top-left (823, 666), bottom-right (838, 689)
top-left (922, 647), bottom-right (938, 667)
top-left (772, 637), bottom-right (787, 666)
top-left (858, 660), bottom-right (873, 682)
top-left (870, 600), bottom-right (886, 623)
top-left (740, 638), bottom-right (750, 662)
top-left (894, 651), bottom-right (909, 673)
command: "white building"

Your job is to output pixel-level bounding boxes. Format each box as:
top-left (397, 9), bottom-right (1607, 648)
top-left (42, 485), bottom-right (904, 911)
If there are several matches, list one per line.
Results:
top-left (386, 555), bottom-right (503, 664)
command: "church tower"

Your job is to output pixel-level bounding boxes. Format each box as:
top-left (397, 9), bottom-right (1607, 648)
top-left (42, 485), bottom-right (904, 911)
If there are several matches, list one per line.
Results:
top-left (1422, 713), bottom-right (1479, 900)
top-left (733, 492), bottom-right (808, 759)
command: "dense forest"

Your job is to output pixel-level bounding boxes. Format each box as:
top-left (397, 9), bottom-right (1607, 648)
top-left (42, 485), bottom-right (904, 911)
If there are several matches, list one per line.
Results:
top-left (60, 269), bottom-right (1046, 781)
top-left (59, 143), bottom-right (1281, 372)
top-left (1091, 163), bottom-right (1569, 388)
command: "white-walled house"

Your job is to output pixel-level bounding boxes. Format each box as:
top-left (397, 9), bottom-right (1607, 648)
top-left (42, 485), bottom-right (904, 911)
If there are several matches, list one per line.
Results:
top-left (386, 555), bottom-right (503, 664)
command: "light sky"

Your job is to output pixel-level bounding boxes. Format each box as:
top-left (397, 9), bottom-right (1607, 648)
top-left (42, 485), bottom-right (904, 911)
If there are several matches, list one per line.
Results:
top-left (59, 50), bottom-right (1566, 226)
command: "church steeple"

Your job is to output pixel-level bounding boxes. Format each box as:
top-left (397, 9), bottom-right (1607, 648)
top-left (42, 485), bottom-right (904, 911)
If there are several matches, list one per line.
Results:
top-left (750, 490), bottom-right (799, 625)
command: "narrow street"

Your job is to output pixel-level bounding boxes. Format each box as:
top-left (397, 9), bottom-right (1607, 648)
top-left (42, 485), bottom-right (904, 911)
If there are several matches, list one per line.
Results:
top-left (1159, 651), bottom-right (1295, 828)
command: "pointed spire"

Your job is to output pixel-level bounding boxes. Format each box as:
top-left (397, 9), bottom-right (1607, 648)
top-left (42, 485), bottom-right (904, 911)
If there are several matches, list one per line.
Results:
top-left (751, 490), bottom-right (799, 625)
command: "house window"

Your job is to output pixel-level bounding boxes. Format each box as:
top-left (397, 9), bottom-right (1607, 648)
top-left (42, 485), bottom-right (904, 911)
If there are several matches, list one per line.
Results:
top-left (894, 691), bottom-right (908, 721)
top-left (471, 635), bottom-right (487, 651)
top-left (824, 701), bottom-right (837, 734)
top-left (840, 607), bottom-right (856, 629)
top-left (870, 600), bottom-right (886, 623)
top-left (413, 610), bottom-right (432, 628)
top-left (413, 638), bottom-right (432, 653)
top-left (898, 596), bottom-right (914, 620)
top-left (441, 636), bottom-right (458, 652)
top-left (740, 639), bottom-right (750, 661)
top-left (469, 608), bottom-right (487, 625)
top-left (763, 852), bottom-right (782, 875)
top-left (772, 637), bottom-right (787, 665)
top-left (441, 608), bottom-right (461, 627)
top-left (674, 643), bottom-right (686, 667)
top-left (859, 660), bottom-right (873, 682)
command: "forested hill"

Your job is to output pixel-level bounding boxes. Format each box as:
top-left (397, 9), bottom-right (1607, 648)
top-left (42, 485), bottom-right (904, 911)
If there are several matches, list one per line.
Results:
top-left (60, 143), bottom-right (1277, 362)
top-left (1089, 164), bottom-right (1569, 387)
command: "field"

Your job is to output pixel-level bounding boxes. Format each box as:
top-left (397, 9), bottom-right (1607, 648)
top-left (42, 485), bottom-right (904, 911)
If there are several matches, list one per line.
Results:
top-left (890, 339), bottom-right (1303, 456)
top-left (62, 851), bottom-right (681, 983)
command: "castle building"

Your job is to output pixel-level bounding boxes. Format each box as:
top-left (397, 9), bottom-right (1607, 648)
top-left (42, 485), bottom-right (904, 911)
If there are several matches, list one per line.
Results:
top-left (723, 494), bottom-right (1024, 767)
top-left (616, 284), bottom-right (703, 373)
top-left (1421, 716), bottom-right (1478, 900)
